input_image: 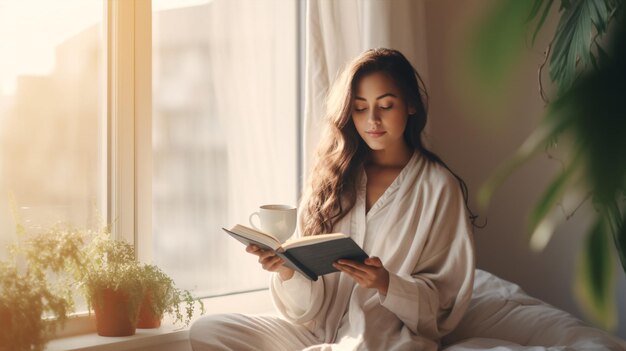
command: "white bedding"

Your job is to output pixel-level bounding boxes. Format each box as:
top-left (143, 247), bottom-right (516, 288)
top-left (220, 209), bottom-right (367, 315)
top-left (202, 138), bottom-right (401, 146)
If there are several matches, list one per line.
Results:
top-left (442, 270), bottom-right (626, 351)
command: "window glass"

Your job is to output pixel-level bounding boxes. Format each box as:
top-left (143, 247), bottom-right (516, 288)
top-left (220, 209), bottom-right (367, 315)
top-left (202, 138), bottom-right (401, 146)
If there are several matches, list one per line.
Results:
top-left (152, 0), bottom-right (298, 296)
top-left (0, 1), bottom-right (105, 258)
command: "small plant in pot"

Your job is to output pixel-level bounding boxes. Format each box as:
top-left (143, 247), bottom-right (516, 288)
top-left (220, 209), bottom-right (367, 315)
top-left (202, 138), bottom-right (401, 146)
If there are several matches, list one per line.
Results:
top-left (0, 261), bottom-right (69, 351)
top-left (0, 224), bottom-right (85, 351)
top-left (81, 231), bottom-right (146, 337)
top-left (137, 264), bottom-right (205, 328)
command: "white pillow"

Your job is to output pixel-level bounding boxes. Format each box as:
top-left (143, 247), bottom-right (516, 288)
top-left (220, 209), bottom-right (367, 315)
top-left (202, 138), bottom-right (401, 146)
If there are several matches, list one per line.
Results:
top-left (442, 270), bottom-right (626, 350)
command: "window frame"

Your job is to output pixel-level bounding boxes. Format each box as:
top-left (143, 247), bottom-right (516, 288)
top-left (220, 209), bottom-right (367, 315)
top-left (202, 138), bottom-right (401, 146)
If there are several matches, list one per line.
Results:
top-left (55, 0), bottom-right (305, 340)
top-left (107, 0), bottom-right (152, 259)
top-left (52, 0), bottom-right (151, 337)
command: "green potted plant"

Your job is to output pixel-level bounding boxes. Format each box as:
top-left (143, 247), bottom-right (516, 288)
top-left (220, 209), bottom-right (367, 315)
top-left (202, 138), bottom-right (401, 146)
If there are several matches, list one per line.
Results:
top-left (81, 230), bottom-right (146, 337)
top-left (468, 0), bottom-right (626, 330)
top-left (80, 229), bottom-right (205, 335)
top-left (136, 264), bottom-right (205, 328)
top-left (0, 224), bottom-right (85, 351)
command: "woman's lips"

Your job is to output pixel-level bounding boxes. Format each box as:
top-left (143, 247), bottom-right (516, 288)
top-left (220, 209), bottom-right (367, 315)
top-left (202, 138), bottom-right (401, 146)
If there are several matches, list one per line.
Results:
top-left (366, 131), bottom-right (386, 138)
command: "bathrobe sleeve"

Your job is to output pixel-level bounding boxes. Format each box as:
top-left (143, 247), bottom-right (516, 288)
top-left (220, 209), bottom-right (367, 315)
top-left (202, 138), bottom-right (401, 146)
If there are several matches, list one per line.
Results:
top-left (379, 174), bottom-right (475, 340)
top-left (269, 198), bottom-right (327, 324)
top-left (270, 271), bottom-right (325, 323)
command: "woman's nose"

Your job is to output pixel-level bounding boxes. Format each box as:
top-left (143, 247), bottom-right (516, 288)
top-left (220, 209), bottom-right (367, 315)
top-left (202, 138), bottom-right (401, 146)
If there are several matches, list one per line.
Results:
top-left (367, 110), bottom-right (381, 125)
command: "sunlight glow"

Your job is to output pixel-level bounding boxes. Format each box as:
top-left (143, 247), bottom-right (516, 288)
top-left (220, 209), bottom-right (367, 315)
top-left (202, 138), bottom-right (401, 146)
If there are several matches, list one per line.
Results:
top-left (0, 0), bottom-right (102, 95)
top-left (153, 0), bottom-right (213, 12)
top-left (530, 216), bottom-right (557, 252)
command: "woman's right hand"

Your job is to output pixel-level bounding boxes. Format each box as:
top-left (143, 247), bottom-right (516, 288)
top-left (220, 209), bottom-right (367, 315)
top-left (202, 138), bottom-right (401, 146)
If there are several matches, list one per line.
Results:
top-left (246, 244), bottom-right (294, 281)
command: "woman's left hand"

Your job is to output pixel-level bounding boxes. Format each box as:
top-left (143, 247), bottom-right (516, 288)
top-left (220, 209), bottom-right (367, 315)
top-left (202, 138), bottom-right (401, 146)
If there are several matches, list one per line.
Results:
top-left (333, 256), bottom-right (389, 295)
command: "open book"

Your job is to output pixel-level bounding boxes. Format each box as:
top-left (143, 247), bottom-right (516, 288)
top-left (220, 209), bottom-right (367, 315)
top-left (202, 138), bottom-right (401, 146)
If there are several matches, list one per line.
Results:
top-left (222, 224), bottom-right (368, 281)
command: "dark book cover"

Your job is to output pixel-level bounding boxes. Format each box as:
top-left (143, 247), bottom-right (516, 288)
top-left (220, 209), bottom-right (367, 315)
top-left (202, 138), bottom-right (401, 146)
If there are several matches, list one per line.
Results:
top-left (281, 237), bottom-right (368, 281)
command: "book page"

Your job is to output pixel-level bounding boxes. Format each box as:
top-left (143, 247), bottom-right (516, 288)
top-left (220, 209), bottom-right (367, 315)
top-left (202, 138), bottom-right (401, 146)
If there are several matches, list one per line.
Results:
top-left (281, 233), bottom-right (348, 250)
top-left (226, 224), bottom-right (281, 250)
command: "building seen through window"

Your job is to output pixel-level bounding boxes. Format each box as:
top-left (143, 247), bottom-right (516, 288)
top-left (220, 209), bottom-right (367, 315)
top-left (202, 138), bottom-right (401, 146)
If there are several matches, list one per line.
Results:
top-left (152, 0), bottom-right (298, 296)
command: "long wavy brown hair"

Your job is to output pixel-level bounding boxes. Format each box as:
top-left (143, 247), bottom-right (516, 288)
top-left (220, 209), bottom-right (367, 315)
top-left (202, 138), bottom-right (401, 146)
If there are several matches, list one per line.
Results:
top-left (301, 48), bottom-right (474, 236)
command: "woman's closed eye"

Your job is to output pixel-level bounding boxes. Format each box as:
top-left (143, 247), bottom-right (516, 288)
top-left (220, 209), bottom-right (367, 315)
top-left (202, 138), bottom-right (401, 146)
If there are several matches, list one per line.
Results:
top-left (354, 104), bottom-right (392, 112)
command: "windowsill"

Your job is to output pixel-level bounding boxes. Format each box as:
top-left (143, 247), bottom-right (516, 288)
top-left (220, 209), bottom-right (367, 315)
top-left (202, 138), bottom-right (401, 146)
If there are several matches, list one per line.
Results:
top-left (46, 326), bottom-right (189, 351)
top-left (47, 289), bottom-right (275, 351)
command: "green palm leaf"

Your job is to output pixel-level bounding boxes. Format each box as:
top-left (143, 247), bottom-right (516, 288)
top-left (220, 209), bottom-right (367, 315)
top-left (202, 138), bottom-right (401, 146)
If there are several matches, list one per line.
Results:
top-left (618, 210), bottom-right (626, 273)
top-left (549, 0), bottom-right (612, 91)
top-left (527, 151), bottom-right (582, 247)
top-left (529, 0), bottom-right (547, 20)
top-left (529, 0), bottom-right (555, 45)
top-left (606, 201), bottom-right (626, 274)
top-left (575, 218), bottom-right (616, 330)
top-left (472, 0), bottom-right (626, 331)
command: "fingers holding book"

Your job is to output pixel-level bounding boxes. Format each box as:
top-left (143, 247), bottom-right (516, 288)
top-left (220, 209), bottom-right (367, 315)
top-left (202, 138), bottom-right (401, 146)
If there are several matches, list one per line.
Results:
top-left (246, 244), bottom-right (282, 270)
top-left (333, 256), bottom-right (389, 296)
top-left (246, 244), bottom-right (295, 280)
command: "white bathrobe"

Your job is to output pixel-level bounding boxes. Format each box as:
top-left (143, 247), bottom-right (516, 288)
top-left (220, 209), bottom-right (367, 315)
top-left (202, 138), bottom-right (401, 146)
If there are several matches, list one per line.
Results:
top-left (190, 152), bottom-right (475, 351)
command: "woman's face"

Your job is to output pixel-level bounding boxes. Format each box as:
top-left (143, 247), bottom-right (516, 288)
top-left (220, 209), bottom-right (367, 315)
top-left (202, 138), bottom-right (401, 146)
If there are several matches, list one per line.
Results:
top-left (351, 71), bottom-right (414, 152)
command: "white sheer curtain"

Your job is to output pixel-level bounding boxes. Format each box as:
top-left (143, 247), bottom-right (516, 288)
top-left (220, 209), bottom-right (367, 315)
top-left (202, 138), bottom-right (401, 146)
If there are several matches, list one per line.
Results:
top-left (205, 0), bottom-right (298, 224)
top-left (152, 0), bottom-right (298, 295)
top-left (203, 0), bottom-right (298, 291)
top-left (303, 0), bottom-right (429, 174)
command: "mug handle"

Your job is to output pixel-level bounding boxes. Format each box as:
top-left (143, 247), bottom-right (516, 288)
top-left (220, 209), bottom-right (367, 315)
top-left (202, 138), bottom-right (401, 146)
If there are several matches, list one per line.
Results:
top-left (249, 212), bottom-right (261, 231)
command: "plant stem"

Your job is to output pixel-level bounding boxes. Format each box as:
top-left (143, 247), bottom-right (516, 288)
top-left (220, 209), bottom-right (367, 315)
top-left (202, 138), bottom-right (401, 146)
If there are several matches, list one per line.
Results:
top-left (539, 42), bottom-right (552, 105)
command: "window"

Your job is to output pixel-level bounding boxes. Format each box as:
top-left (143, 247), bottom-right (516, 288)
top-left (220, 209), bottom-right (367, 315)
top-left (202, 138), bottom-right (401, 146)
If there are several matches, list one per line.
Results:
top-left (151, 0), bottom-right (299, 296)
top-left (0, 0), bottom-right (300, 305)
top-left (0, 1), bottom-right (105, 258)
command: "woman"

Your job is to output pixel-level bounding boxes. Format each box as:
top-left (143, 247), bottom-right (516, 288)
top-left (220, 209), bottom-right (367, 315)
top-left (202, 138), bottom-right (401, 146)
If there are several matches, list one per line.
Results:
top-left (190, 48), bottom-right (475, 350)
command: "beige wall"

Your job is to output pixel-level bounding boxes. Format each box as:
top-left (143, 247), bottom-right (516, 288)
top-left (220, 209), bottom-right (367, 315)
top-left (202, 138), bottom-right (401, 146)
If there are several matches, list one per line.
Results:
top-left (422, 0), bottom-right (625, 338)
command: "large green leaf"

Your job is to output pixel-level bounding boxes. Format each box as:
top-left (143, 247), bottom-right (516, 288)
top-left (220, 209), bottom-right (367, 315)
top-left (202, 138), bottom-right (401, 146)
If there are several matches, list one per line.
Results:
top-left (605, 201), bottom-right (626, 274)
top-left (560, 43), bottom-right (626, 205)
top-left (618, 209), bottom-right (626, 273)
top-left (472, 0), bottom-right (626, 331)
top-left (575, 218), bottom-right (616, 330)
top-left (549, 0), bottom-right (613, 91)
top-left (529, 0), bottom-right (556, 45)
top-left (527, 151), bottom-right (582, 250)
top-left (528, 0), bottom-right (547, 20)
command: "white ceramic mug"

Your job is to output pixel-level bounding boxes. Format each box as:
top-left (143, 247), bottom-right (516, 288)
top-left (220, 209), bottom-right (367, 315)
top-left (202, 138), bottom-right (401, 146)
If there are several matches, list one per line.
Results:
top-left (249, 204), bottom-right (297, 243)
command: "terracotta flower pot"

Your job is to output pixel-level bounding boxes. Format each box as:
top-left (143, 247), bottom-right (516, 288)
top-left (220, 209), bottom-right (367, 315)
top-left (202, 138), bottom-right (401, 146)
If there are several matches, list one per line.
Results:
top-left (93, 288), bottom-right (137, 337)
top-left (136, 292), bottom-right (161, 329)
